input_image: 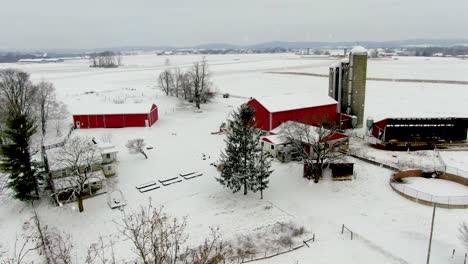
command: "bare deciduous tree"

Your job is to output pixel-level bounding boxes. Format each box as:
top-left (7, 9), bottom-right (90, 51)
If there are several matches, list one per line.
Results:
top-left (34, 81), bottom-right (58, 138)
top-left (55, 137), bottom-right (102, 212)
top-left (49, 102), bottom-right (68, 137)
top-left (42, 227), bottom-right (73, 264)
top-left (189, 58), bottom-right (214, 109)
top-left (117, 202), bottom-right (187, 264)
top-left (1, 219), bottom-right (41, 264)
top-left (172, 67), bottom-right (182, 98)
top-left (282, 120), bottom-right (345, 183)
top-left (0, 69), bottom-right (37, 119)
top-left (125, 139), bottom-right (148, 159)
top-left (158, 70), bottom-right (174, 96)
top-left (459, 222), bottom-right (468, 249)
top-left (182, 226), bottom-right (232, 264)
top-left (89, 52), bottom-right (121, 68)
top-left (85, 236), bottom-right (116, 264)
top-left (180, 72), bottom-right (192, 101)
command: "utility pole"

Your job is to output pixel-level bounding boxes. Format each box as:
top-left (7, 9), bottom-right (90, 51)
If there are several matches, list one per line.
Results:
top-left (426, 203), bottom-right (437, 264)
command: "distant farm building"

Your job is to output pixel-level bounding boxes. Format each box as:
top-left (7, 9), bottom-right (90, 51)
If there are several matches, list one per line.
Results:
top-left (72, 103), bottom-right (158, 129)
top-left (246, 94), bottom-right (340, 131)
top-left (368, 117), bottom-right (468, 149)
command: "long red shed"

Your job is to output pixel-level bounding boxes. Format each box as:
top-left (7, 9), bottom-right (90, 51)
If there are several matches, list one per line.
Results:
top-left (72, 103), bottom-right (158, 129)
top-left (246, 94), bottom-right (338, 131)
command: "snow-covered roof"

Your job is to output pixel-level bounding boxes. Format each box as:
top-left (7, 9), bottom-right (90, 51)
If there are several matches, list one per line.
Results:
top-left (53, 171), bottom-right (105, 192)
top-left (46, 141), bottom-right (103, 171)
top-left (350, 46), bottom-right (368, 54)
top-left (252, 94), bottom-right (337, 113)
top-left (270, 121), bottom-right (347, 143)
top-left (270, 121), bottom-right (319, 140)
top-left (99, 143), bottom-right (118, 155)
top-left (71, 103), bottom-right (155, 116)
top-left (261, 134), bottom-right (288, 145)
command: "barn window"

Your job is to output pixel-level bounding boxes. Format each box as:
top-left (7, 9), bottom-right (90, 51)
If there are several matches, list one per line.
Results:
top-left (261, 142), bottom-right (264, 147)
top-left (271, 145), bottom-right (275, 150)
top-left (106, 154), bottom-right (111, 159)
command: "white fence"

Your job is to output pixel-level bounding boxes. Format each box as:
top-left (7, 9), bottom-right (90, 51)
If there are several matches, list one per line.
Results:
top-left (390, 180), bottom-right (468, 206)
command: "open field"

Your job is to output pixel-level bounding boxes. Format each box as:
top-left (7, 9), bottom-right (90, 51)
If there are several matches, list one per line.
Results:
top-left (1, 53), bottom-right (468, 263)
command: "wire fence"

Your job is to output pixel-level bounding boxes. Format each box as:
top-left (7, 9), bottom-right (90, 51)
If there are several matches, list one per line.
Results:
top-left (225, 235), bottom-right (315, 264)
top-left (44, 124), bottom-right (75, 150)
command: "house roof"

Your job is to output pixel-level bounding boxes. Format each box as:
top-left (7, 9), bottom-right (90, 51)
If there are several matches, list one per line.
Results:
top-left (46, 142), bottom-right (103, 171)
top-left (251, 94), bottom-right (337, 113)
top-left (71, 103), bottom-right (156, 116)
top-left (52, 171), bottom-right (105, 192)
top-left (270, 121), bottom-right (347, 143)
top-left (261, 135), bottom-right (288, 145)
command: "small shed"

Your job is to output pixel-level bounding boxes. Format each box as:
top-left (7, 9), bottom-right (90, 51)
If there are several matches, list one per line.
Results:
top-left (72, 103), bottom-right (158, 129)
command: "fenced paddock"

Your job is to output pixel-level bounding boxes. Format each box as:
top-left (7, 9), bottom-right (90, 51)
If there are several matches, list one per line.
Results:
top-left (390, 169), bottom-right (468, 208)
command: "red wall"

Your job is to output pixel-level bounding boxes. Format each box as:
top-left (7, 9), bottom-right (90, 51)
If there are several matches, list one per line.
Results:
top-left (246, 99), bottom-right (271, 131)
top-left (372, 119), bottom-right (388, 139)
top-left (271, 104), bottom-right (337, 130)
top-left (148, 104), bottom-right (158, 126)
top-left (73, 104), bottom-right (159, 129)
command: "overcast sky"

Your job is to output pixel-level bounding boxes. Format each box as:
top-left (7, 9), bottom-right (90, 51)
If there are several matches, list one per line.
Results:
top-left (1, 0), bottom-right (467, 50)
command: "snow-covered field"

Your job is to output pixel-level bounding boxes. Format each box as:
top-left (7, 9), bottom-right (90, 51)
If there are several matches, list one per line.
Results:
top-left (1, 53), bottom-right (468, 263)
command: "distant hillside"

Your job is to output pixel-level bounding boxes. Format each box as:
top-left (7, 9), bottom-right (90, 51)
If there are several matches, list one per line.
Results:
top-left (2, 39), bottom-right (468, 58)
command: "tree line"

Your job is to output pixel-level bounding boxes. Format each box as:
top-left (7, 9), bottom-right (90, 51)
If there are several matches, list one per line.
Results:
top-left (89, 51), bottom-right (122, 68)
top-left (158, 58), bottom-right (216, 109)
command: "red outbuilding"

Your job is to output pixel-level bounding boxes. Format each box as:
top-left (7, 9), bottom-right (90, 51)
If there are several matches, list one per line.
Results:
top-left (246, 94), bottom-right (339, 131)
top-left (72, 103), bottom-right (158, 129)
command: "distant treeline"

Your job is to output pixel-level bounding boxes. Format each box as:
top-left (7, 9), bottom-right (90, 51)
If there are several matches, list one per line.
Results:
top-left (195, 47), bottom-right (287, 55)
top-left (0, 52), bottom-right (81, 63)
top-left (89, 51), bottom-right (122, 68)
top-left (407, 46), bottom-right (468, 57)
top-left (0, 53), bottom-right (40, 63)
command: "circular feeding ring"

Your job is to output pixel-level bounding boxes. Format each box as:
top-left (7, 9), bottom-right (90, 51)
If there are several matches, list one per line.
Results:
top-left (390, 170), bottom-right (468, 209)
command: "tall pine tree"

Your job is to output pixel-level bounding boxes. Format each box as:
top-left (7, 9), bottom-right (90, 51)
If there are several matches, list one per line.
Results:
top-left (217, 105), bottom-right (273, 197)
top-left (255, 151), bottom-right (272, 200)
top-left (0, 113), bottom-right (38, 201)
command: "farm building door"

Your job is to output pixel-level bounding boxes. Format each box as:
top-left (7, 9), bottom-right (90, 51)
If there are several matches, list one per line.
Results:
top-left (76, 121), bottom-right (81, 129)
top-left (145, 119), bottom-right (149, 127)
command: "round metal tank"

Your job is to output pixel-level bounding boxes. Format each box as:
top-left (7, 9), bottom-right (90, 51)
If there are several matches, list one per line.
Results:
top-left (351, 116), bottom-right (358, 128)
top-left (366, 117), bottom-right (374, 130)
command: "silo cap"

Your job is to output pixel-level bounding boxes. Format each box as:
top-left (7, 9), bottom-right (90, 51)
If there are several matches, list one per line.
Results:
top-left (351, 46), bottom-right (368, 54)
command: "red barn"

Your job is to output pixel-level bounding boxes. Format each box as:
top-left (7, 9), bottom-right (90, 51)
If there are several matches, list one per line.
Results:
top-left (246, 94), bottom-right (338, 131)
top-left (72, 103), bottom-right (158, 129)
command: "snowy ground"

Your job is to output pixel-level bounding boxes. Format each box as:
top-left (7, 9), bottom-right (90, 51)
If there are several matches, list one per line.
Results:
top-left (403, 177), bottom-right (468, 196)
top-left (1, 53), bottom-right (468, 263)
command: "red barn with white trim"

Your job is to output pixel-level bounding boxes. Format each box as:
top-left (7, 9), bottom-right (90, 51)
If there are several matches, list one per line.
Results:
top-left (72, 103), bottom-right (158, 129)
top-left (246, 94), bottom-right (339, 131)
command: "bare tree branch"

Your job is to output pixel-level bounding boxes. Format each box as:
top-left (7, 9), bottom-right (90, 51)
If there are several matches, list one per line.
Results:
top-left (125, 139), bottom-right (148, 159)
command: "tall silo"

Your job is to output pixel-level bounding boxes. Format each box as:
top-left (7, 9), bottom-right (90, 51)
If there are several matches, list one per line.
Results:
top-left (347, 48), bottom-right (368, 128)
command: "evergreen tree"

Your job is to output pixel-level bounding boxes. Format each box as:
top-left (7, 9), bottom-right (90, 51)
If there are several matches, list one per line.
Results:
top-left (217, 105), bottom-right (273, 196)
top-left (255, 151), bottom-right (272, 200)
top-left (0, 113), bottom-right (38, 201)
